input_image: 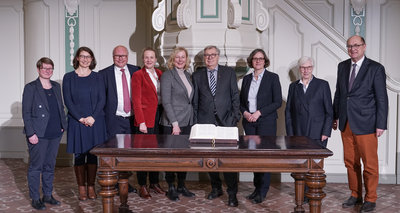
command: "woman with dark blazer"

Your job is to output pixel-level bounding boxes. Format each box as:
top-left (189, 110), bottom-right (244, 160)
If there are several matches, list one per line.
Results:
top-left (285, 56), bottom-right (333, 203)
top-left (131, 47), bottom-right (165, 199)
top-left (63, 46), bottom-right (107, 201)
top-left (22, 57), bottom-right (67, 210)
top-left (160, 47), bottom-right (195, 201)
top-left (240, 49), bottom-right (282, 203)
top-left (285, 56), bottom-right (333, 147)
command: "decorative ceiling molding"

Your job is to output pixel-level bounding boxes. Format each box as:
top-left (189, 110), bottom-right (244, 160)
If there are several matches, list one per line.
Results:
top-left (255, 0), bottom-right (269, 31)
top-left (227, 0), bottom-right (241, 28)
top-left (350, 0), bottom-right (366, 15)
top-left (64, 0), bottom-right (79, 16)
top-left (152, 0), bottom-right (166, 32)
top-left (177, 0), bottom-right (192, 29)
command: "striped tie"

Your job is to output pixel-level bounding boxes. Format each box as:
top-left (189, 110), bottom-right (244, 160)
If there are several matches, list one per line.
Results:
top-left (209, 70), bottom-right (216, 96)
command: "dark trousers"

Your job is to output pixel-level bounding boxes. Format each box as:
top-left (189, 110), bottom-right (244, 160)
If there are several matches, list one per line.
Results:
top-left (106, 115), bottom-right (135, 139)
top-left (162, 125), bottom-right (192, 186)
top-left (243, 118), bottom-right (277, 197)
top-left (209, 172), bottom-right (238, 195)
top-left (27, 136), bottom-right (62, 200)
top-left (136, 105), bottom-right (162, 186)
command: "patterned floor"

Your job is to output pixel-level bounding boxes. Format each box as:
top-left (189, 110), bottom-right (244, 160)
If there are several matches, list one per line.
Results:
top-left (1, 158), bottom-right (399, 212)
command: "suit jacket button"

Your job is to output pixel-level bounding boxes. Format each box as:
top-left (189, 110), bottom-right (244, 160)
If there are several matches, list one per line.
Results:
top-left (39, 105), bottom-right (42, 108)
top-left (42, 114), bottom-right (45, 117)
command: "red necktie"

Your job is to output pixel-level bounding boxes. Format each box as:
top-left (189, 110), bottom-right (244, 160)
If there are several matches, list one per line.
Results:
top-left (120, 69), bottom-right (131, 113)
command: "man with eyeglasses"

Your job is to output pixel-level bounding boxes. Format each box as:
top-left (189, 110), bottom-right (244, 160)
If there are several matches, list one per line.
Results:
top-left (333, 35), bottom-right (388, 212)
top-left (99, 45), bottom-right (140, 194)
top-left (192, 45), bottom-right (240, 207)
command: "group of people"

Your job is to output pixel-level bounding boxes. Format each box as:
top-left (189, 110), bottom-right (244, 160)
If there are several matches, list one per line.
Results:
top-left (22, 35), bottom-right (387, 212)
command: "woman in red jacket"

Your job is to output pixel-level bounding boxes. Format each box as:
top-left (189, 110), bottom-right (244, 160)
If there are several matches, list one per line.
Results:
top-left (131, 47), bottom-right (165, 198)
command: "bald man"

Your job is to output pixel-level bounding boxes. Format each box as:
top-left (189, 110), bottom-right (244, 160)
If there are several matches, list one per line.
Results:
top-left (333, 36), bottom-right (388, 212)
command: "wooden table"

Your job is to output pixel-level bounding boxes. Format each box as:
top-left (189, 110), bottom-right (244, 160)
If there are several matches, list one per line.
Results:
top-left (90, 134), bottom-right (333, 213)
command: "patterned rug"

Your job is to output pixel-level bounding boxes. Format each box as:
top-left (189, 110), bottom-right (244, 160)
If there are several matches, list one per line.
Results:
top-left (1, 159), bottom-right (399, 212)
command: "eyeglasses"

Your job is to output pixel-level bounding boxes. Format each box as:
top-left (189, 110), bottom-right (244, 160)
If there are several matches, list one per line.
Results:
top-left (252, 57), bottom-right (265, 62)
top-left (113, 55), bottom-right (128, 59)
top-left (79, 55), bottom-right (92, 59)
top-left (346, 43), bottom-right (364, 49)
top-left (40, 68), bottom-right (54, 71)
top-left (299, 66), bottom-right (313, 70)
top-left (204, 53), bottom-right (218, 58)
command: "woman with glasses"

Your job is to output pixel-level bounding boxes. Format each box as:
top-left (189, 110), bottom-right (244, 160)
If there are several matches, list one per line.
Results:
top-left (131, 47), bottom-right (166, 199)
top-left (285, 56), bottom-right (333, 203)
top-left (160, 47), bottom-right (195, 201)
top-left (63, 46), bottom-right (107, 201)
top-left (239, 48), bottom-right (282, 204)
top-left (285, 56), bottom-right (333, 148)
top-left (22, 57), bottom-right (67, 210)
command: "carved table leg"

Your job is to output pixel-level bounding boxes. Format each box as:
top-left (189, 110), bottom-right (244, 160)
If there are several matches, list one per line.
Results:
top-left (291, 173), bottom-right (306, 213)
top-left (306, 172), bottom-right (326, 213)
top-left (97, 171), bottom-right (118, 213)
top-left (118, 172), bottom-right (131, 212)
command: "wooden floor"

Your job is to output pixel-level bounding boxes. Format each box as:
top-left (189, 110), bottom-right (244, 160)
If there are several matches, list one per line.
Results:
top-left (1, 158), bottom-right (399, 212)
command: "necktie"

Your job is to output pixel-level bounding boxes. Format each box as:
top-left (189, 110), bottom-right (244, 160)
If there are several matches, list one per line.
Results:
top-left (348, 64), bottom-right (357, 90)
top-left (121, 69), bottom-right (131, 113)
top-left (209, 70), bottom-right (216, 96)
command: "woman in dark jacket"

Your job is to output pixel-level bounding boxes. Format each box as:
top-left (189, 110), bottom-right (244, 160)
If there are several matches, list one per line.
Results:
top-left (63, 46), bottom-right (107, 201)
top-left (22, 57), bottom-right (67, 210)
top-left (240, 49), bottom-right (282, 204)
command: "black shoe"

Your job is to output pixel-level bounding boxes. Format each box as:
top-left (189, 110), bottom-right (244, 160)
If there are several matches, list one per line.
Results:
top-left (342, 196), bottom-right (362, 208)
top-left (166, 185), bottom-right (180, 201)
top-left (228, 194), bottom-right (238, 207)
top-left (207, 188), bottom-right (223, 200)
top-left (177, 186), bottom-right (195, 197)
top-left (246, 190), bottom-right (257, 200)
top-left (128, 183), bottom-right (137, 193)
top-left (42, 195), bottom-right (61, 205)
top-left (251, 193), bottom-right (264, 204)
top-left (32, 199), bottom-right (46, 210)
top-left (360, 201), bottom-right (376, 212)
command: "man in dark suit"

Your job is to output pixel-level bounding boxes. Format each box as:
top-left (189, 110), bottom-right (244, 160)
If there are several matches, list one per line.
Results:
top-left (192, 45), bottom-right (240, 207)
top-left (99, 45), bottom-right (140, 193)
top-left (333, 36), bottom-right (388, 212)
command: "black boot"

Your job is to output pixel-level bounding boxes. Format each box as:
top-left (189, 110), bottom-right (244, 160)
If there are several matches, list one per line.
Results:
top-left (166, 184), bottom-right (179, 201)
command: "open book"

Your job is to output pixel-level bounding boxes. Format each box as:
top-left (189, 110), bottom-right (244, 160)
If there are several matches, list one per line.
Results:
top-left (189, 124), bottom-right (239, 144)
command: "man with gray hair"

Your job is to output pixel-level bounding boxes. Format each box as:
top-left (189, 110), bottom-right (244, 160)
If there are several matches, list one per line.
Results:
top-left (192, 45), bottom-right (240, 207)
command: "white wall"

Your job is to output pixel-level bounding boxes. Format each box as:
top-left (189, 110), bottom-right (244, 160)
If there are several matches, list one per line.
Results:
top-left (0, 0), bottom-right (24, 127)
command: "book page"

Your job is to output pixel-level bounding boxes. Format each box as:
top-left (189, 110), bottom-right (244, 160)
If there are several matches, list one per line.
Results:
top-left (215, 126), bottom-right (239, 141)
top-left (189, 124), bottom-right (216, 139)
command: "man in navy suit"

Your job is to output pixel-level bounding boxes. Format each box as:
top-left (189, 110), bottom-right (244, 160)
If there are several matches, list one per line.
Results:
top-left (192, 45), bottom-right (240, 207)
top-left (99, 45), bottom-right (140, 193)
top-left (333, 36), bottom-right (388, 212)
